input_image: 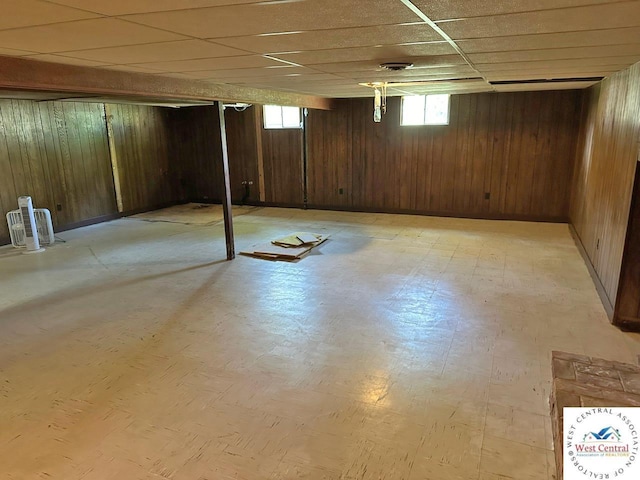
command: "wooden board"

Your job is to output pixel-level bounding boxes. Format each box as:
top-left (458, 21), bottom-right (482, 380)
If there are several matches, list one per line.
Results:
top-left (240, 234), bottom-right (328, 261)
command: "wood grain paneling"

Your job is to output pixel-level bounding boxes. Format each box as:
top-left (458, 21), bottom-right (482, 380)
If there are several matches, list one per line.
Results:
top-left (261, 110), bottom-right (304, 205)
top-left (0, 99), bottom-right (116, 244)
top-left (107, 103), bottom-right (185, 212)
top-left (0, 100), bottom-right (227, 246)
top-left (616, 166), bottom-right (640, 328)
top-left (570, 62), bottom-right (640, 315)
top-left (307, 92), bottom-right (581, 220)
top-left (224, 106), bottom-right (260, 203)
top-left (169, 105), bottom-right (224, 204)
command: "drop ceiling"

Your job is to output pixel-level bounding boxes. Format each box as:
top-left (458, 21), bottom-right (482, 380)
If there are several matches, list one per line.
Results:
top-left (1, 0), bottom-right (639, 98)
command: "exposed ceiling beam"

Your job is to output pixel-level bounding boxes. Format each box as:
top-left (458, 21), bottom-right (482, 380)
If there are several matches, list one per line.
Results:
top-left (0, 55), bottom-right (335, 110)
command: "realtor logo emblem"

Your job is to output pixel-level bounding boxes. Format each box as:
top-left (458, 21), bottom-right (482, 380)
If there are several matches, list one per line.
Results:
top-left (564, 408), bottom-right (640, 479)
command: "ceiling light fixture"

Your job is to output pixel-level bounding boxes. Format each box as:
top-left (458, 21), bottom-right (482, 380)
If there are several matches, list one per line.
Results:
top-left (359, 82), bottom-right (388, 123)
top-left (379, 62), bottom-right (414, 71)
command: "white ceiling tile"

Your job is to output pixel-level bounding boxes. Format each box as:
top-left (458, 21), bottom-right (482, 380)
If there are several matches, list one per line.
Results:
top-left (469, 45), bottom-right (640, 64)
top-left (483, 69), bottom-right (618, 81)
top-left (100, 65), bottom-right (171, 74)
top-left (58, 40), bottom-right (249, 64)
top-left (130, 55), bottom-right (287, 73)
top-left (438, 3), bottom-right (640, 39)
top-left (387, 82), bottom-right (493, 96)
top-left (412, 0), bottom-right (619, 21)
top-left (476, 57), bottom-right (640, 72)
top-left (123, 0), bottom-right (421, 38)
top-left (23, 54), bottom-right (113, 67)
top-left (47, 0), bottom-right (266, 16)
top-left (309, 55), bottom-right (468, 74)
top-left (457, 28), bottom-right (640, 54)
top-left (493, 81), bottom-right (599, 92)
top-left (213, 24), bottom-right (444, 53)
top-left (175, 66), bottom-right (311, 79)
top-left (274, 43), bottom-right (457, 65)
top-left (0, 0), bottom-right (636, 97)
top-left (220, 73), bottom-right (344, 84)
top-left (0, 47), bottom-right (38, 56)
top-left (345, 65), bottom-right (477, 78)
top-left (0, 1), bottom-right (100, 31)
top-left (0, 18), bottom-right (187, 53)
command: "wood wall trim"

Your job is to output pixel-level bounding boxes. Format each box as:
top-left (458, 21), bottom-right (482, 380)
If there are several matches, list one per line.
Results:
top-left (254, 107), bottom-right (266, 202)
top-left (0, 55), bottom-right (334, 110)
top-left (103, 104), bottom-right (124, 213)
top-left (303, 204), bottom-right (568, 223)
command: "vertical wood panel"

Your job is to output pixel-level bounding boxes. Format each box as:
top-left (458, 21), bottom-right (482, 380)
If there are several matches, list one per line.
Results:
top-left (571, 61), bottom-right (640, 322)
top-left (108, 104), bottom-right (174, 212)
top-left (169, 105), bottom-right (223, 204)
top-left (0, 99), bottom-right (117, 244)
top-left (261, 108), bottom-right (304, 205)
top-left (224, 106), bottom-right (260, 203)
top-left (304, 91), bottom-right (581, 220)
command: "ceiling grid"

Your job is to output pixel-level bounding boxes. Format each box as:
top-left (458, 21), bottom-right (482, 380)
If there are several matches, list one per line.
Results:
top-left (0, 0), bottom-right (635, 98)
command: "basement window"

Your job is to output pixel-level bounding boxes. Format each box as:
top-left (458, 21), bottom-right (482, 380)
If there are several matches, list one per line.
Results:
top-left (263, 105), bottom-right (302, 129)
top-left (401, 94), bottom-right (450, 126)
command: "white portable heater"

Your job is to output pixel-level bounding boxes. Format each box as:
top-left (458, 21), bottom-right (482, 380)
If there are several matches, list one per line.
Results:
top-left (6, 196), bottom-right (54, 252)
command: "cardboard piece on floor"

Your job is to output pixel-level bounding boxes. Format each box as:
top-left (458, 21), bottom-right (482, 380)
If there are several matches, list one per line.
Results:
top-left (295, 232), bottom-right (321, 245)
top-left (241, 233), bottom-right (328, 261)
top-left (272, 232), bottom-right (324, 248)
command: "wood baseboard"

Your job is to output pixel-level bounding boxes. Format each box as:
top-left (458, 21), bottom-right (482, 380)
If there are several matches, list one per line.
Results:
top-left (54, 213), bottom-right (122, 234)
top-left (305, 204), bottom-right (568, 223)
top-left (568, 223), bottom-right (615, 320)
top-left (613, 315), bottom-right (640, 332)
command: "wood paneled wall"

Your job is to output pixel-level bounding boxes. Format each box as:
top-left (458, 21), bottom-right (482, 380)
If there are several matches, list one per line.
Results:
top-left (107, 104), bottom-right (187, 212)
top-left (225, 106), bottom-right (260, 203)
top-left (307, 92), bottom-right (582, 220)
top-left (206, 105), bottom-right (303, 205)
top-left (262, 125), bottom-right (303, 205)
top-left (617, 166), bottom-right (640, 327)
top-left (165, 105), bottom-right (222, 204)
top-left (0, 99), bottom-right (116, 244)
top-left (0, 100), bottom-right (224, 246)
top-left (570, 62), bottom-right (640, 320)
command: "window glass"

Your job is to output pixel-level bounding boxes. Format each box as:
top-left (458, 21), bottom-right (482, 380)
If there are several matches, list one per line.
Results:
top-left (281, 106), bottom-right (302, 128)
top-left (263, 105), bottom-right (301, 129)
top-left (401, 94), bottom-right (450, 126)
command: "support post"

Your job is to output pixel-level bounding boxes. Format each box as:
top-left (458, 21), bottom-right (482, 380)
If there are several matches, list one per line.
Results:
top-left (217, 101), bottom-right (235, 260)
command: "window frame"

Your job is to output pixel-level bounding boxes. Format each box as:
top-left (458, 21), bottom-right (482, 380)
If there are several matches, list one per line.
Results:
top-left (400, 94), bottom-right (451, 126)
top-left (263, 105), bottom-right (302, 129)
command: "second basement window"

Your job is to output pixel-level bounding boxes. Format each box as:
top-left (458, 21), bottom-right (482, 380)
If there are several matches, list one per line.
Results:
top-left (401, 94), bottom-right (450, 126)
top-left (263, 105), bottom-right (302, 129)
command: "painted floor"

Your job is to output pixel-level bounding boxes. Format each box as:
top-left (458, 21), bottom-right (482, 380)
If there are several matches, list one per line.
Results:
top-left (1, 206), bottom-right (639, 480)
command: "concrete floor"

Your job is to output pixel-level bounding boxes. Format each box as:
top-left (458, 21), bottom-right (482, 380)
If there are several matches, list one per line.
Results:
top-left (1, 206), bottom-right (639, 480)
